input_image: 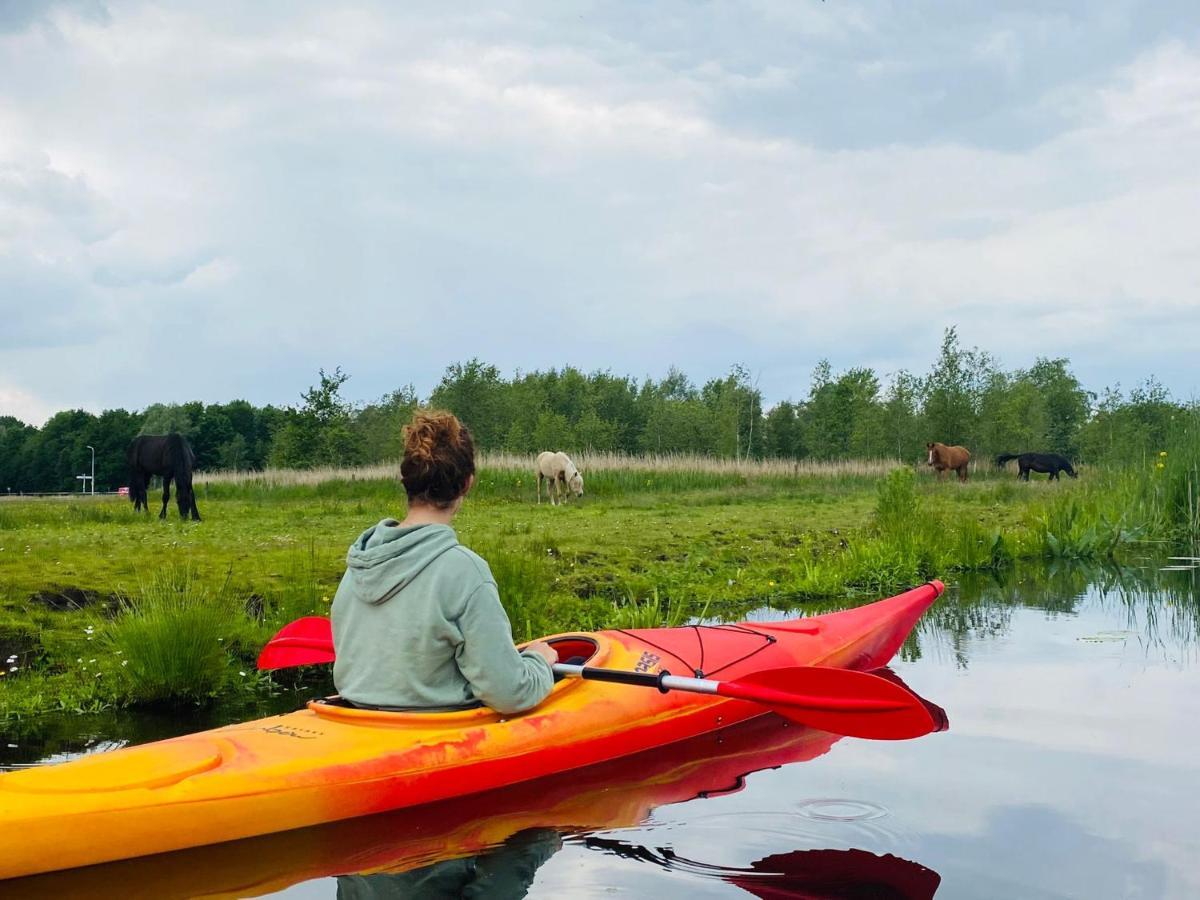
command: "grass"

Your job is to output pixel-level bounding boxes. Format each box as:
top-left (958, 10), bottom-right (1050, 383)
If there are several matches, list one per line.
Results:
top-left (0, 453), bottom-right (1191, 718)
top-left (101, 567), bottom-right (252, 706)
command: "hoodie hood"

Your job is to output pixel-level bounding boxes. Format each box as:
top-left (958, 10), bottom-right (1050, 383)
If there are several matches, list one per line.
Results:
top-left (344, 520), bottom-right (459, 605)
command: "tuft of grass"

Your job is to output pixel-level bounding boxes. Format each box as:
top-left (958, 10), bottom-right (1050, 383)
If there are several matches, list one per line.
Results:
top-left (102, 567), bottom-right (250, 706)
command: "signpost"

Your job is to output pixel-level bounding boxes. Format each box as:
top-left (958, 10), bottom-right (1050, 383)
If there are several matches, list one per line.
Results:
top-left (77, 445), bottom-right (97, 495)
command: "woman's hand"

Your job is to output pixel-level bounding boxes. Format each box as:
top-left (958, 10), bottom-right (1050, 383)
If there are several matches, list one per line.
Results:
top-left (523, 640), bottom-right (558, 666)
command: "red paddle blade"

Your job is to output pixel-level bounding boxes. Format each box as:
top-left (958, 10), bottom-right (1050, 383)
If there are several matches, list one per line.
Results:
top-left (256, 616), bottom-right (335, 670)
top-left (717, 667), bottom-right (938, 740)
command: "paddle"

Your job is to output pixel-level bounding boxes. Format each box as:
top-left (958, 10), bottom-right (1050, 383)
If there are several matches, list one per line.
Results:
top-left (257, 617), bottom-right (937, 740)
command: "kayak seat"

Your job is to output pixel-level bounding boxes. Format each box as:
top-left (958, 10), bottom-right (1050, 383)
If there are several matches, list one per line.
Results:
top-left (308, 635), bottom-right (611, 724)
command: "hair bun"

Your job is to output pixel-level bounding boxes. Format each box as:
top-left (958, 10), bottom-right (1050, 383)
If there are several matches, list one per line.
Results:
top-left (400, 410), bottom-right (475, 508)
top-left (404, 411), bottom-right (461, 463)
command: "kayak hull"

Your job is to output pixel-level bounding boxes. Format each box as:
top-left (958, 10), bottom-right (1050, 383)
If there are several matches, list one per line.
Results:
top-left (0, 581), bottom-right (941, 879)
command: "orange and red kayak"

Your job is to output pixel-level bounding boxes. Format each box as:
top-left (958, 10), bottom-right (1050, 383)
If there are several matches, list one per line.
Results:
top-left (0, 581), bottom-right (941, 879)
top-left (6, 707), bottom-right (943, 899)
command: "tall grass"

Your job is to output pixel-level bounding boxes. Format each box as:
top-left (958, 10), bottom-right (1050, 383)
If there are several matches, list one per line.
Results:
top-left (103, 567), bottom-right (249, 706)
top-left (466, 540), bottom-right (557, 642)
top-left (196, 452), bottom-right (906, 490)
top-left (1154, 411), bottom-right (1200, 545)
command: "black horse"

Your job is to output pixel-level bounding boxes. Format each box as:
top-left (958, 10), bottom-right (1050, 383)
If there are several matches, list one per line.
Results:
top-left (995, 452), bottom-right (1077, 481)
top-left (127, 434), bottom-right (201, 520)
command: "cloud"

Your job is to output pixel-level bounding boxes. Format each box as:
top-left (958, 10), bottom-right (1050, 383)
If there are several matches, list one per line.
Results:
top-left (1, 2), bottom-right (1198, 416)
top-left (0, 382), bottom-right (56, 426)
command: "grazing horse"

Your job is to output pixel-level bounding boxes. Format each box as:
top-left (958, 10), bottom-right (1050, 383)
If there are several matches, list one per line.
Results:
top-left (536, 451), bottom-right (584, 506)
top-left (127, 433), bottom-right (201, 520)
top-left (927, 442), bottom-right (971, 482)
top-left (996, 452), bottom-right (1077, 481)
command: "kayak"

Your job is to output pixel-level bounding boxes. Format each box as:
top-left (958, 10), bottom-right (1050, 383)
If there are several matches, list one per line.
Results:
top-left (5, 701), bottom-right (944, 899)
top-left (0, 581), bottom-right (942, 879)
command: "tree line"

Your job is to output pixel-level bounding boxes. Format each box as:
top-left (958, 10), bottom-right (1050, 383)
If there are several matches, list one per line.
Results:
top-left (0, 328), bottom-right (1189, 493)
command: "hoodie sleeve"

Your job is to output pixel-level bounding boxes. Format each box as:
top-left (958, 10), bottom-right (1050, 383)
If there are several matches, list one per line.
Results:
top-left (454, 581), bottom-right (554, 715)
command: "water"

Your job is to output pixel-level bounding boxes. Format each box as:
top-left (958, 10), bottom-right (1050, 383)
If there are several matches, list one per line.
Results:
top-left (4, 562), bottom-right (1199, 898)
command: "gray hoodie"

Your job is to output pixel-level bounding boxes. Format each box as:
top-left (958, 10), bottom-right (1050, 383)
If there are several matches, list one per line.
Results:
top-left (330, 520), bottom-right (553, 714)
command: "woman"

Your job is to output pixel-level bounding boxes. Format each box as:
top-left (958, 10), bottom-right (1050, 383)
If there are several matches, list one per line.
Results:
top-left (331, 410), bottom-right (557, 714)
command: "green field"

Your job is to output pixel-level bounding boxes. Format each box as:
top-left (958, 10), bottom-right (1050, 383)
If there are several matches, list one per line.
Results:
top-left (0, 458), bottom-right (1180, 720)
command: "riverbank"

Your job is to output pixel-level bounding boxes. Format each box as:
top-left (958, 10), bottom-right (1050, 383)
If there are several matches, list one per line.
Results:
top-left (0, 460), bottom-right (1175, 719)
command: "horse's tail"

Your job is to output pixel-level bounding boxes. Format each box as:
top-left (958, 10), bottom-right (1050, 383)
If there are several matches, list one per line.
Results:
top-left (995, 453), bottom-right (1018, 467)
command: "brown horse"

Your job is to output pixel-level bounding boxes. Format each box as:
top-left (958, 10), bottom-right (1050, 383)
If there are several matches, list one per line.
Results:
top-left (927, 442), bottom-right (970, 482)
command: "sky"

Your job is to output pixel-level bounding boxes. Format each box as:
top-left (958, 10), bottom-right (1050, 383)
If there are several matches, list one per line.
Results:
top-left (2, 1), bottom-right (1199, 425)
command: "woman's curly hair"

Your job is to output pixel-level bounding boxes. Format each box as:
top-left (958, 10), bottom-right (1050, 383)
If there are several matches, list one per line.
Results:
top-left (400, 410), bottom-right (476, 508)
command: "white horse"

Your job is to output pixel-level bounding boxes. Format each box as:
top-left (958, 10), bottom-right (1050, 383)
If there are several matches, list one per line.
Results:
top-left (536, 451), bottom-right (583, 505)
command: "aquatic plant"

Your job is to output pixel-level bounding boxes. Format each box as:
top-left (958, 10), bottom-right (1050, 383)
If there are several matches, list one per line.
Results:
top-left (1153, 412), bottom-right (1200, 544)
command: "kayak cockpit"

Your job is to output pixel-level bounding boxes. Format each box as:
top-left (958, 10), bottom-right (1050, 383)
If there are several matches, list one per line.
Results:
top-left (307, 634), bottom-right (609, 726)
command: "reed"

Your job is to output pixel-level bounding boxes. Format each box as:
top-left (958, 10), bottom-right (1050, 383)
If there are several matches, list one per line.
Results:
top-left (196, 452), bottom-right (907, 490)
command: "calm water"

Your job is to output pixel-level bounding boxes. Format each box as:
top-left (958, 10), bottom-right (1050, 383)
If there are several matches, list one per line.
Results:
top-left (5, 562), bottom-right (1199, 899)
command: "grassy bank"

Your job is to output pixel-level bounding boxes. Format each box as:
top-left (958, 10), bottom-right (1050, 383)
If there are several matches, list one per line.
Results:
top-left (0, 454), bottom-right (1186, 720)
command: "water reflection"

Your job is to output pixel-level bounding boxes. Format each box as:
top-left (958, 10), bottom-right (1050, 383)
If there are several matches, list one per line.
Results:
top-left (580, 839), bottom-right (941, 899)
top-left (913, 560), bottom-right (1200, 668)
top-left (5, 675), bottom-right (946, 899)
top-left (334, 834), bottom-right (943, 900)
top-left (336, 829), bottom-right (562, 900)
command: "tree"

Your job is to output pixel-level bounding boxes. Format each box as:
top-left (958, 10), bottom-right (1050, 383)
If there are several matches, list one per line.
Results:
top-left (802, 363), bottom-right (883, 459)
top-left (356, 386), bottom-right (419, 462)
top-left (922, 327), bottom-right (993, 448)
top-left (881, 371), bottom-right (924, 461)
top-left (0, 416), bottom-right (37, 492)
top-left (574, 404), bottom-right (619, 451)
top-left (701, 365), bottom-right (762, 459)
top-left (429, 360), bottom-right (509, 449)
top-left (1027, 358), bottom-right (1091, 457)
top-left (763, 401), bottom-right (803, 458)
top-left (530, 411), bottom-right (574, 451)
top-left (270, 367), bottom-right (364, 468)
top-left (977, 371), bottom-right (1045, 458)
top-left (139, 403), bottom-right (197, 437)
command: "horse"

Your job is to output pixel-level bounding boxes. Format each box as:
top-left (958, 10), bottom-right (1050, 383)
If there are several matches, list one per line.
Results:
top-left (127, 433), bottom-right (201, 520)
top-left (536, 451), bottom-right (584, 506)
top-left (927, 442), bottom-right (971, 482)
top-left (996, 452), bottom-right (1077, 481)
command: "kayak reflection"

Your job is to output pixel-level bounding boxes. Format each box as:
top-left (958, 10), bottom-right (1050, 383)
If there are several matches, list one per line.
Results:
top-left (7, 670), bottom-right (945, 900)
top-left (583, 838), bottom-right (941, 899)
top-left (339, 835), bottom-right (941, 900)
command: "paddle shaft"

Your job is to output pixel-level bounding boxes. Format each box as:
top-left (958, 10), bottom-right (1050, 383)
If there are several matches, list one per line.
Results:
top-left (554, 664), bottom-right (916, 713)
top-left (553, 663), bottom-right (712, 693)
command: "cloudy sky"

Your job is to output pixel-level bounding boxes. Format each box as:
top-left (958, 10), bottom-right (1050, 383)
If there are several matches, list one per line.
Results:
top-left (2, 1), bottom-right (1198, 424)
